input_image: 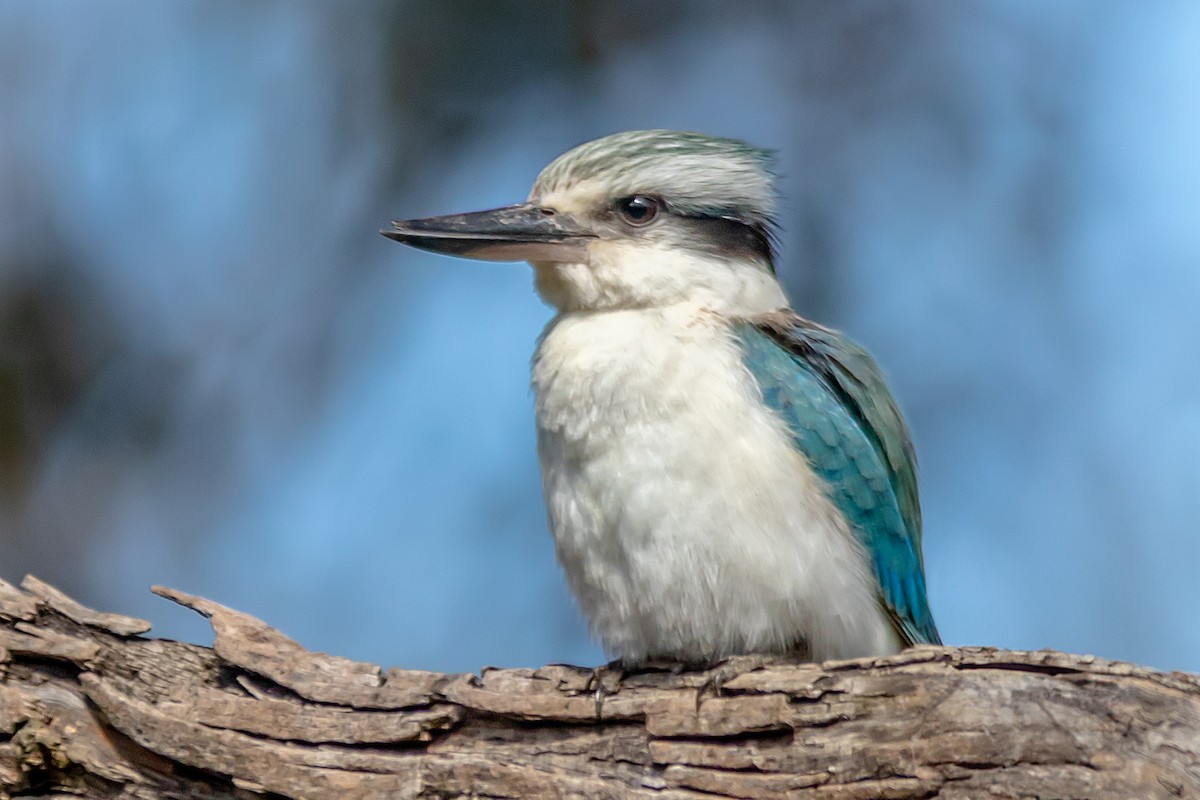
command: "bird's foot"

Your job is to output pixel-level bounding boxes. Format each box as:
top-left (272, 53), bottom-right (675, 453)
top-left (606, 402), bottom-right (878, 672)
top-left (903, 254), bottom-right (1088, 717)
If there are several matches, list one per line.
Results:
top-left (584, 660), bottom-right (625, 721)
top-left (694, 654), bottom-right (771, 714)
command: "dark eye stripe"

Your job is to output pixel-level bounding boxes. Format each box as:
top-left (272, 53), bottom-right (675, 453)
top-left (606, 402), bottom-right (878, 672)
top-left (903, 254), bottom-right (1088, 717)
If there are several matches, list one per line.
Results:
top-left (680, 215), bottom-right (776, 268)
top-left (606, 196), bottom-right (776, 269)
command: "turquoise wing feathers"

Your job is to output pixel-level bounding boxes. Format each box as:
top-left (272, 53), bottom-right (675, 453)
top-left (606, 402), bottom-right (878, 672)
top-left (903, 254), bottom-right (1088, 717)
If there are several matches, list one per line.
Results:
top-left (733, 313), bottom-right (940, 646)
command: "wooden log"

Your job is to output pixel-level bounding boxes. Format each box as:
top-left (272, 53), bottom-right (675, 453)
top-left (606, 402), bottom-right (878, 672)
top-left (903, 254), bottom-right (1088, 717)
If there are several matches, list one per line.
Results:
top-left (0, 576), bottom-right (1196, 799)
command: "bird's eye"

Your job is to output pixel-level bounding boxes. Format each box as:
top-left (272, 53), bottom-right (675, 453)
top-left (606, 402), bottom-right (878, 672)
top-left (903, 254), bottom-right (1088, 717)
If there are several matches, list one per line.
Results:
top-left (616, 195), bottom-right (661, 226)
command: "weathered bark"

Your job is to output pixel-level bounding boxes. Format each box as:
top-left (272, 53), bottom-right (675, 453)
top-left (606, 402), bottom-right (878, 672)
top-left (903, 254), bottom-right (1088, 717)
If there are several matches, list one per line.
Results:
top-left (0, 576), bottom-right (1196, 800)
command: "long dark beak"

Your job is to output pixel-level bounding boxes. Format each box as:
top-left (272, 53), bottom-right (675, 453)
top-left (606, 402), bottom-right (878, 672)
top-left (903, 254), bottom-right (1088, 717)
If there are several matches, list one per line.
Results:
top-left (381, 203), bottom-right (594, 263)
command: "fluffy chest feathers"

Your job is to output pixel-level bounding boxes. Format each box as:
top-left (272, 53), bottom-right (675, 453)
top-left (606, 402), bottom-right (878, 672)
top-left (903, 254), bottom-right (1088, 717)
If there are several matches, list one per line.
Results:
top-left (532, 304), bottom-right (898, 664)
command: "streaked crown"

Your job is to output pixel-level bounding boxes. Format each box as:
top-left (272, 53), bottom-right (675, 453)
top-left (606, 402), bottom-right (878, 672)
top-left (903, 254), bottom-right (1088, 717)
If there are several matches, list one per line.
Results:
top-left (532, 130), bottom-right (778, 234)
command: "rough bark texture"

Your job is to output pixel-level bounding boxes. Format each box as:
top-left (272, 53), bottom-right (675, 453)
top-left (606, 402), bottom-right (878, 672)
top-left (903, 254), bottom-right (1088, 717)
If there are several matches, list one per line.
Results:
top-left (0, 576), bottom-right (1197, 799)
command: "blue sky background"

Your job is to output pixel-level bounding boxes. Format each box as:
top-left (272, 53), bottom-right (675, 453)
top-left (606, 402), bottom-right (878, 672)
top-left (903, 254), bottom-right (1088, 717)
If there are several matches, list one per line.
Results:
top-left (1, 1), bottom-right (1198, 674)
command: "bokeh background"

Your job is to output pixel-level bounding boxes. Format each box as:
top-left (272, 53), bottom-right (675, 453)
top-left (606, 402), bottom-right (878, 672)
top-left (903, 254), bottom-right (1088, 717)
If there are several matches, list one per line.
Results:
top-left (1, 1), bottom-right (1198, 674)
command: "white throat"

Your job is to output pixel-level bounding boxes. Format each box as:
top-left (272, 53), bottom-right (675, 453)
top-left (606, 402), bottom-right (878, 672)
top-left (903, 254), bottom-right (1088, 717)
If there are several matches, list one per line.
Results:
top-left (532, 239), bottom-right (788, 316)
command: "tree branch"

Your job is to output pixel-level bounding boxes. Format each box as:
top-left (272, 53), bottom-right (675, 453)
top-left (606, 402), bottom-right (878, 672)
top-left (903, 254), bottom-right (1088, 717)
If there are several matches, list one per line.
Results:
top-left (0, 576), bottom-right (1196, 799)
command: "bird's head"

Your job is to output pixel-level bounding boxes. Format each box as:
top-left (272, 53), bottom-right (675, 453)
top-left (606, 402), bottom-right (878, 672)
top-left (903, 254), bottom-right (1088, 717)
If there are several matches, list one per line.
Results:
top-left (384, 130), bottom-right (786, 314)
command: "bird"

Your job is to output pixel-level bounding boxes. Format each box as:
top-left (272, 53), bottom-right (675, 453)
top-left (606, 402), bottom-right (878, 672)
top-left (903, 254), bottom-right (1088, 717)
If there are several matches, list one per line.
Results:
top-left (383, 129), bottom-right (940, 668)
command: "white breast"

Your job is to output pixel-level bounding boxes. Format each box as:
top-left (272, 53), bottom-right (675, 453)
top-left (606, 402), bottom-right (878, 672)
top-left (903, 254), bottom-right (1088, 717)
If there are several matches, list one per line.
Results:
top-left (532, 303), bottom-right (899, 665)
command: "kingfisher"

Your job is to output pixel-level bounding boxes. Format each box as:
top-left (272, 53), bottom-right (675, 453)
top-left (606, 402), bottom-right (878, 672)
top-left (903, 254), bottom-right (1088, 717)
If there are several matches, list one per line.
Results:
top-left (383, 130), bottom-right (940, 666)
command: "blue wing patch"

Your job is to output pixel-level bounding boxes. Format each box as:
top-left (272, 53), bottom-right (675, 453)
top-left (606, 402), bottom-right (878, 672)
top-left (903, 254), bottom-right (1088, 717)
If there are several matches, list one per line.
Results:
top-left (733, 318), bottom-right (940, 646)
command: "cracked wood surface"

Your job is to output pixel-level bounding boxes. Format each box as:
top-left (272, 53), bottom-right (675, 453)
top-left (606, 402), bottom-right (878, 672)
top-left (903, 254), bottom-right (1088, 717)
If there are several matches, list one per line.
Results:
top-left (0, 577), bottom-right (1197, 799)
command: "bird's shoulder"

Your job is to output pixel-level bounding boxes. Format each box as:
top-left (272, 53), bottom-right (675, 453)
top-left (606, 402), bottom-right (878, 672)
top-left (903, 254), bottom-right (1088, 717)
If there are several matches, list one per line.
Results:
top-left (735, 309), bottom-right (922, 549)
top-left (728, 309), bottom-right (939, 646)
